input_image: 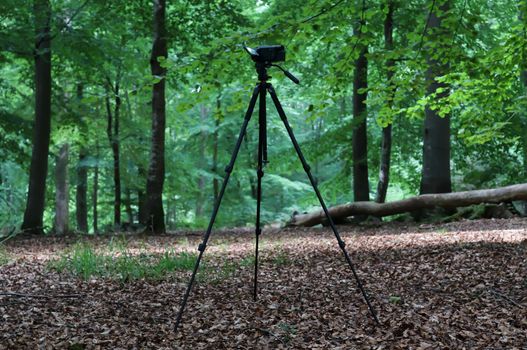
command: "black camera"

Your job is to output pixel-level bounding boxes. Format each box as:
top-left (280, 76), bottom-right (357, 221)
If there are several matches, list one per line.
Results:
top-left (244, 45), bottom-right (285, 63)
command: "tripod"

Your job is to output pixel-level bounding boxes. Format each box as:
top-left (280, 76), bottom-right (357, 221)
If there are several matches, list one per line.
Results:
top-left (174, 61), bottom-right (379, 333)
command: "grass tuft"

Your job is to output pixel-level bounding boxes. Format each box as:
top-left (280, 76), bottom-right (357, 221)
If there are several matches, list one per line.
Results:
top-left (0, 244), bottom-right (9, 265)
top-left (49, 242), bottom-right (197, 281)
top-left (49, 240), bottom-right (293, 284)
top-left (272, 251), bottom-right (291, 266)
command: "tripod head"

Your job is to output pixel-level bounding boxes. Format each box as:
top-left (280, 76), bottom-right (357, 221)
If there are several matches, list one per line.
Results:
top-left (243, 44), bottom-right (300, 84)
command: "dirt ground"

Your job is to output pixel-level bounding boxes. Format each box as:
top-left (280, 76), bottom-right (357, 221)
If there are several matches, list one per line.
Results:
top-left (1, 218), bottom-right (526, 349)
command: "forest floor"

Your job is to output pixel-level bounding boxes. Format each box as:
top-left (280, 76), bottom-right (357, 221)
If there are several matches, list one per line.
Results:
top-left (1, 218), bottom-right (526, 349)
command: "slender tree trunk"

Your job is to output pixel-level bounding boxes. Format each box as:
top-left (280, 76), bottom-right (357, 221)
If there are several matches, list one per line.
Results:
top-left (113, 85), bottom-right (121, 229)
top-left (314, 117), bottom-right (323, 176)
top-left (124, 188), bottom-right (134, 226)
top-left (195, 105), bottom-right (208, 217)
top-left (54, 144), bottom-right (69, 235)
top-left (76, 148), bottom-right (88, 232)
top-left (212, 124), bottom-right (220, 201)
top-left (376, 0), bottom-right (395, 204)
top-left (352, 22), bottom-right (370, 202)
top-left (242, 130), bottom-right (257, 199)
top-left (144, 0), bottom-right (167, 233)
top-left (420, 1), bottom-right (452, 194)
top-left (123, 89), bottom-right (136, 227)
top-left (138, 166), bottom-right (148, 224)
top-left (92, 141), bottom-right (99, 233)
top-left (212, 95), bottom-right (221, 201)
top-left (21, 0), bottom-right (52, 235)
top-left (105, 79), bottom-right (122, 229)
top-left (76, 83), bottom-right (88, 232)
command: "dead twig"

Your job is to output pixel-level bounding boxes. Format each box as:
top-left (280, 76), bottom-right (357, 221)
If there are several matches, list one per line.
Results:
top-left (0, 292), bottom-right (82, 299)
top-left (255, 327), bottom-right (279, 338)
top-left (488, 289), bottom-right (525, 309)
top-left (0, 300), bottom-right (29, 307)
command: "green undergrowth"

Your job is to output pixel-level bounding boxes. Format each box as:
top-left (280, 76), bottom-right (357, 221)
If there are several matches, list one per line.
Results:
top-left (0, 244), bottom-right (9, 265)
top-left (47, 237), bottom-right (291, 283)
top-left (272, 251), bottom-right (292, 266)
top-left (48, 241), bottom-right (198, 281)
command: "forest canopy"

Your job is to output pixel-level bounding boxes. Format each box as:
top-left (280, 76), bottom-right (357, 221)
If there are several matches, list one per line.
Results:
top-left (1, 0), bottom-right (527, 235)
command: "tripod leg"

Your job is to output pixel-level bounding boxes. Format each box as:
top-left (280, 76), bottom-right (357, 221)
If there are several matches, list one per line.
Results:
top-left (267, 85), bottom-right (380, 325)
top-left (253, 84), bottom-right (267, 301)
top-left (174, 85), bottom-right (261, 333)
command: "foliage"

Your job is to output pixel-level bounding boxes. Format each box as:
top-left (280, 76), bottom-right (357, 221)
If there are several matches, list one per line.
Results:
top-left (1, 0), bottom-right (527, 232)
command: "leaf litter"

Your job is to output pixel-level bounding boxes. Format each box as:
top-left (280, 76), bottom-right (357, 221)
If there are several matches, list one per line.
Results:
top-left (0, 218), bottom-right (526, 349)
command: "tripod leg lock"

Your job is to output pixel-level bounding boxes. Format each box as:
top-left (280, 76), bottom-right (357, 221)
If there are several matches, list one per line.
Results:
top-left (225, 165), bottom-right (233, 174)
top-left (257, 169), bottom-right (264, 178)
top-left (256, 228), bottom-right (262, 236)
top-left (198, 243), bottom-right (207, 252)
top-left (338, 240), bottom-right (346, 249)
top-left (303, 164), bottom-right (311, 173)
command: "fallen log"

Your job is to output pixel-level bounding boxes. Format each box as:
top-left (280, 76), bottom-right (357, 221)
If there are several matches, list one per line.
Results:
top-left (290, 183), bottom-right (527, 227)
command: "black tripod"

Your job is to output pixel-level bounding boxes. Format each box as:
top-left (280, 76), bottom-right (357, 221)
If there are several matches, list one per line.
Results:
top-left (174, 59), bottom-right (379, 333)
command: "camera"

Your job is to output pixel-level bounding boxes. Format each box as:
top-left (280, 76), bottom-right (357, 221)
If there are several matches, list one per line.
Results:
top-left (244, 45), bottom-right (286, 63)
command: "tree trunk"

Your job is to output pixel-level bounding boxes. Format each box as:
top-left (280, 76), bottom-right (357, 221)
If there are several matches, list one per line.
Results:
top-left (314, 117), bottom-right (323, 176)
top-left (144, 0), bottom-right (167, 234)
top-left (352, 22), bottom-right (370, 202)
top-left (76, 149), bottom-right (88, 232)
top-left (21, 0), bottom-right (52, 235)
top-left (105, 79), bottom-right (122, 230)
top-left (138, 166), bottom-right (148, 224)
top-left (113, 86), bottom-right (121, 229)
top-left (291, 183), bottom-right (527, 227)
top-left (92, 141), bottom-right (99, 234)
top-left (375, 0), bottom-right (394, 204)
top-left (125, 188), bottom-right (134, 225)
top-left (76, 83), bottom-right (88, 232)
top-left (54, 144), bottom-right (69, 235)
top-left (243, 130), bottom-right (257, 199)
top-left (195, 105), bottom-right (208, 217)
top-left (420, 0), bottom-right (452, 195)
top-left (212, 94), bottom-right (222, 201)
top-left (212, 120), bottom-right (220, 201)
